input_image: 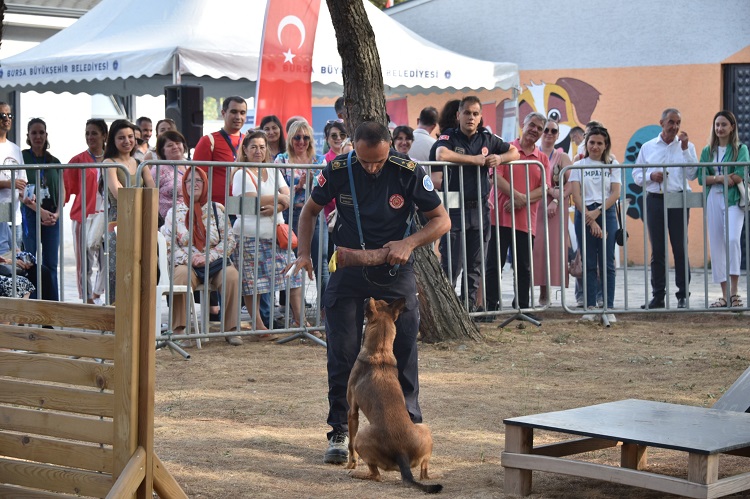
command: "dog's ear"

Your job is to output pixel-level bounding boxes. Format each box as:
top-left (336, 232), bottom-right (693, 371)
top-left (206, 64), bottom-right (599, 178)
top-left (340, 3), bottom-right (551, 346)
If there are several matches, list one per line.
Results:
top-left (389, 297), bottom-right (406, 319)
top-left (365, 297), bottom-right (376, 319)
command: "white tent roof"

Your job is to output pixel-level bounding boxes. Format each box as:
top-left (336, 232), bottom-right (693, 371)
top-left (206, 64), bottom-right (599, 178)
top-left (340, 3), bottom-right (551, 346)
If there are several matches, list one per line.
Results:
top-left (0, 0), bottom-right (518, 98)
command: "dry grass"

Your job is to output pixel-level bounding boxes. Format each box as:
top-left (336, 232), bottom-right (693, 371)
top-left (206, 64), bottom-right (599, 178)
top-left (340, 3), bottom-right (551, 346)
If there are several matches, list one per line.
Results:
top-left (154, 311), bottom-right (750, 498)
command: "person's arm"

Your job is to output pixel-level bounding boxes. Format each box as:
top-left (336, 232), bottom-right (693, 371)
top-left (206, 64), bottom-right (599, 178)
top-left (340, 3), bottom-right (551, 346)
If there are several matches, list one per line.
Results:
top-left (142, 165), bottom-right (156, 188)
top-left (103, 160), bottom-right (123, 199)
top-left (382, 204), bottom-right (450, 266)
top-left (495, 170), bottom-right (527, 208)
top-left (484, 143), bottom-right (520, 168)
top-left (288, 198), bottom-right (325, 279)
top-left (435, 146), bottom-right (484, 166)
top-left (209, 204), bottom-right (235, 261)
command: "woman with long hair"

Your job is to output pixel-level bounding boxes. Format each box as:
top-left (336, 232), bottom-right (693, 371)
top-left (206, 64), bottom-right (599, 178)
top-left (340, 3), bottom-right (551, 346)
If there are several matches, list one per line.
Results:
top-left (65, 118), bottom-right (108, 303)
top-left (569, 126), bottom-right (620, 322)
top-left (260, 115), bottom-right (286, 161)
top-left (232, 131), bottom-right (305, 335)
top-left (102, 119), bottom-right (155, 302)
top-left (161, 167), bottom-right (243, 345)
top-left (533, 119), bottom-right (573, 305)
top-left (21, 118), bottom-right (62, 301)
top-left (698, 110), bottom-right (749, 308)
top-left (274, 120), bottom-right (328, 309)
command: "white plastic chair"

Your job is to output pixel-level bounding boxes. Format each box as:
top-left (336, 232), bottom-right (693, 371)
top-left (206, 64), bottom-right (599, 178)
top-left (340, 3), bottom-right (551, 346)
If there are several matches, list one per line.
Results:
top-left (156, 231), bottom-right (201, 347)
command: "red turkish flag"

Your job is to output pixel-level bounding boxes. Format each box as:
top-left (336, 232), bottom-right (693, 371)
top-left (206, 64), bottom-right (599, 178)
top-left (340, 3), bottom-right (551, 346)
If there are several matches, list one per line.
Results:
top-left (255, 0), bottom-right (322, 127)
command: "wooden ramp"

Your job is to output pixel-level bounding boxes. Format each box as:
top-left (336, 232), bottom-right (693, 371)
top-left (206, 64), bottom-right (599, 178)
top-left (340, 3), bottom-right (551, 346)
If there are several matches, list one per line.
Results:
top-left (0, 188), bottom-right (186, 498)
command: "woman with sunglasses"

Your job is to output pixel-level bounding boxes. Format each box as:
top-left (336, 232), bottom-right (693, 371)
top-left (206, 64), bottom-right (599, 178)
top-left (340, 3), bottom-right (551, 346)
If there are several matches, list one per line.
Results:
top-left (232, 131), bottom-right (305, 336)
top-left (274, 120), bottom-right (328, 311)
top-left (65, 118), bottom-right (108, 303)
top-left (533, 120), bottom-right (573, 305)
top-left (21, 118), bottom-right (62, 301)
top-left (697, 110), bottom-right (749, 308)
top-left (260, 115), bottom-right (286, 161)
top-left (569, 127), bottom-right (620, 322)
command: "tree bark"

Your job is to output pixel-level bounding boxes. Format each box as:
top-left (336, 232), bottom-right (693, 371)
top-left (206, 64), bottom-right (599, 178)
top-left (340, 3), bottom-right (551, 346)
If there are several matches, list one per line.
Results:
top-left (327, 0), bottom-right (480, 343)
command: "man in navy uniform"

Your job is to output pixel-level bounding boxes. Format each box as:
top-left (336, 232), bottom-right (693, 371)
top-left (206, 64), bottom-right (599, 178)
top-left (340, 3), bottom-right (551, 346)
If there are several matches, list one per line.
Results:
top-left (434, 96), bottom-right (519, 312)
top-left (291, 121), bottom-right (450, 464)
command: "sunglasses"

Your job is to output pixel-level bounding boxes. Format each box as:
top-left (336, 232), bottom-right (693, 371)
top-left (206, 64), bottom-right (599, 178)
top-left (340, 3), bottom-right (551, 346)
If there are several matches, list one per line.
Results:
top-left (328, 133), bottom-right (346, 140)
top-left (0, 113), bottom-right (13, 120)
top-left (543, 128), bottom-right (559, 135)
top-left (327, 119), bottom-right (344, 124)
top-left (293, 135), bottom-right (311, 142)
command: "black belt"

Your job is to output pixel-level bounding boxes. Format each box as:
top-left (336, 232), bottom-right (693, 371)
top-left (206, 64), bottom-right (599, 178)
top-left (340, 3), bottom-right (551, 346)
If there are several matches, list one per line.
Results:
top-left (648, 191), bottom-right (684, 198)
top-left (464, 200), bottom-right (479, 208)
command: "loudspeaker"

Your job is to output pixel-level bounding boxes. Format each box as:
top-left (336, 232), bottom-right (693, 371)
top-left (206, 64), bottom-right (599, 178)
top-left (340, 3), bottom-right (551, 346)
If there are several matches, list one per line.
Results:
top-left (164, 85), bottom-right (204, 149)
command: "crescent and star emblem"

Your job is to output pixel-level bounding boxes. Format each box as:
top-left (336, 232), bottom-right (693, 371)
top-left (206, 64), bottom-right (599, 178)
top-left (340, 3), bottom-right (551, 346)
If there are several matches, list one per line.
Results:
top-left (277, 15), bottom-right (306, 64)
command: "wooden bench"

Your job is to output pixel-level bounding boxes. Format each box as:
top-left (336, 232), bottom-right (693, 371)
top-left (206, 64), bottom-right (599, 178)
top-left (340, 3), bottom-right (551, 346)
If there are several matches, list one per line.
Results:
top-left (502, 369), bottom-right (750, 498)
top-left (0, 188), bottom-right (186, 498)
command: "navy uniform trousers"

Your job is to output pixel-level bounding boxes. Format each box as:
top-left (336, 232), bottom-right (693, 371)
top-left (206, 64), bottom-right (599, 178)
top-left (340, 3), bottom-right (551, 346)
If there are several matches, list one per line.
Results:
top-left (323, 264), bottom-right (422, 440)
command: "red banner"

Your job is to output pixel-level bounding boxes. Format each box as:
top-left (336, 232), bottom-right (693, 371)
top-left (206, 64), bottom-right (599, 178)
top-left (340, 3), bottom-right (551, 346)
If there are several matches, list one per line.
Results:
top-left (255, 0), bottom-right (321, 127)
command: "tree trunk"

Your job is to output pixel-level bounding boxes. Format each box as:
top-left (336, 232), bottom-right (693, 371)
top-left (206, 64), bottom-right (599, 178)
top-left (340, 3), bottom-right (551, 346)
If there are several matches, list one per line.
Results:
top-left (327, 0), bottom-right (480, 342)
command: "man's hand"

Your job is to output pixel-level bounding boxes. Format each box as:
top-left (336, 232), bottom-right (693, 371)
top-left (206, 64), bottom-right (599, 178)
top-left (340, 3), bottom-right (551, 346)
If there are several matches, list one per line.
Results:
top-left (650, 172), bottom-right (664, 183)
top-left (678, 131), bottom-right (689, 150)
top-left (383, 239), bottom-right (414, 266)
top-left (285, 254), bottom-right (314, 280)
top-left (484, 154), bottom-right (501, 168)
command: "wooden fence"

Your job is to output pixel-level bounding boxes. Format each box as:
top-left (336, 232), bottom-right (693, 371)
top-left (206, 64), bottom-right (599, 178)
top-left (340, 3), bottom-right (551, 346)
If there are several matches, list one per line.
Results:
top-left (0, 188), bottom-right (185, 498)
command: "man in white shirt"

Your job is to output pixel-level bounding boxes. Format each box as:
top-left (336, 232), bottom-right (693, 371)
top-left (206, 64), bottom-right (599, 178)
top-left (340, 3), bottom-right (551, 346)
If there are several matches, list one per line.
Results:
top-left (0, 102), bottom-right (27, 253)
top-left (632, 108), bottom-right (697, 309)
top-left (409, 106), bottom-right (438, 163)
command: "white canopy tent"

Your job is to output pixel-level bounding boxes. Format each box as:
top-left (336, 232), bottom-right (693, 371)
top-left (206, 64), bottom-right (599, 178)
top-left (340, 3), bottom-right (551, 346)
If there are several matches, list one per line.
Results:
top-left (0, 0), bottom-right (519, 98)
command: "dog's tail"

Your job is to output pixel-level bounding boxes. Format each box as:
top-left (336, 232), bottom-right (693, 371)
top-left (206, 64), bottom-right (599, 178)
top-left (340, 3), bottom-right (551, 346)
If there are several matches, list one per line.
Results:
top-left (396, 454), bottom-right (443, 494)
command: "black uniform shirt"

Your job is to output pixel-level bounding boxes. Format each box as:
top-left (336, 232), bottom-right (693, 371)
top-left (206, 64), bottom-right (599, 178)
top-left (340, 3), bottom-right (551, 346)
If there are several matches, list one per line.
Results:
top-left (433, 127), bottom-right (511, 200)
top-left (311, 150), bottom-right (441, 250)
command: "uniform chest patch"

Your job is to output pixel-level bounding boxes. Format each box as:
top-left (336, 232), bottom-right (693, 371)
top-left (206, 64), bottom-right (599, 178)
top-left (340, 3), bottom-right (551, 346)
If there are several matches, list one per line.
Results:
top-left (339, 194), bottom-right (353, 206)
top-left (423, 175), bottom-right (434, 192)
top-left (389, 194), bottom-right (405, 209)
top-left (482, 146), bottom-right (489, 156)
top-left (317, 172), bottom-right (326, 187)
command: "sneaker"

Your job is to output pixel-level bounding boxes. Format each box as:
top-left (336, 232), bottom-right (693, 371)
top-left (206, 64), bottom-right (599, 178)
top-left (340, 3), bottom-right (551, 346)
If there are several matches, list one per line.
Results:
top-left (581, 308), bottom-right (598, 321)
top-left (606, 313), bottom-right (617, 323)
top-left (324, 432), bottom-right (349, 464)
top-left (576, 298), bottom-right (584, 308)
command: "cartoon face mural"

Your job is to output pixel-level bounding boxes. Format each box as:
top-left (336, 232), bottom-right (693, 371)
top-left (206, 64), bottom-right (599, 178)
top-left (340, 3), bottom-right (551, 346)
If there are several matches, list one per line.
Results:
top-left (513, 78), bottom-right (601, 157)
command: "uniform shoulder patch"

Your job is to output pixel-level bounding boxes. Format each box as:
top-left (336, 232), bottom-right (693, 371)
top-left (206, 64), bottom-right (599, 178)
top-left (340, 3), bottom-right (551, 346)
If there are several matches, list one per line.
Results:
top-left (438, 134), bottom-right (450, 141)
top-left (331, 159), bottom-right (346, 170)
top-left (389, 155), bottom-right (417, 171)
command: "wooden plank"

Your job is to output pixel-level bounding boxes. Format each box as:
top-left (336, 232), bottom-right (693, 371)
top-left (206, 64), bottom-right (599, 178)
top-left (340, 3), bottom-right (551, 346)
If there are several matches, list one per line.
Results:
top-left (137, 187), bottom-right (158, 499)
top-left (0, 431), bottom-right (113, 473)
top-left (688, 453), bottom-right (719, 485)
top-left (0, 298), bottom-right (115, 331)
top-left (706, 471), bottom-right (750, 498)
top-left (106, 446), bottom-right (145, 499)
top-left (153, 452), bottom-right (188, 499)
top-left (532, 437), bottom-right (617, 457)
top-left (0, 378), bottom-right (114, 417)
top-left (0, 483), bottom-right (65, 498)
top-left (621, 442), bottom-right (648, 469)
top-left (501, 452), bottom-right (709, 499)
top-left (725, 446), bottom-right (750, 458)
top-left (0, 406), bottom-right (113, 445)
top-left (0, 457), bottom-right (112, 497)
top-left (0, 325), bottom-right (116, 359)
top-left (113, 187), bottom-right (143, 479)
top-left (503, 425), bottom-right (533, 496)
top-left (0, 351), bottom-right (114, 390)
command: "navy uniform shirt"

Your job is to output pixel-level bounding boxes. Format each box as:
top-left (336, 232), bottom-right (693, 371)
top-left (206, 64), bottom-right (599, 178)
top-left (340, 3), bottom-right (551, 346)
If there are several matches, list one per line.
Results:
top-left (311, 150), bottom-right (442, 250)
top-left (433, 127), bottom-right (511, 201)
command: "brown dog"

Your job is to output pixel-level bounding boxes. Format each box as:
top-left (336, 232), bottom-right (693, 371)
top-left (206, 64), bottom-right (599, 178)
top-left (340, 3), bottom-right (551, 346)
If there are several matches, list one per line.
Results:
top-left (345, 297), bottom-right (442, 494)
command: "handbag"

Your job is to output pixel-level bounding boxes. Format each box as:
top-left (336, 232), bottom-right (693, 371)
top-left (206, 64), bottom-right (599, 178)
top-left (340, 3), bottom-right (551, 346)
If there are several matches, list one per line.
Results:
top-left (85, 211), bottom-right (106, 250)
top-left (568, 250), bottom-right (583, 278)
top-left (738, 180), bottom-right (749, 211)
top-left (615, 200), bottom-right (628, 247)
top-left (276, 223), bottom-right (298, 250)
top-left (193, 258), bottom-right (225, 281)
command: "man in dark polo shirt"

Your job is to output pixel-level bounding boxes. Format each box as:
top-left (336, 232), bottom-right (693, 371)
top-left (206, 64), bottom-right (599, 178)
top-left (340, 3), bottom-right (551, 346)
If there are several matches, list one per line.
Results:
top-left (434, 96), bottom-right (519, 310)
top-left (290, 121), bottom-right (450, 465)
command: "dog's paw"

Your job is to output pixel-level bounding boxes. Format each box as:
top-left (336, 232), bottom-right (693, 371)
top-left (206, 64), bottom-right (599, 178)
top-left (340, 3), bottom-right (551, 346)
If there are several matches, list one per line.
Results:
top-left (345, 461), bottom-right (357, 470)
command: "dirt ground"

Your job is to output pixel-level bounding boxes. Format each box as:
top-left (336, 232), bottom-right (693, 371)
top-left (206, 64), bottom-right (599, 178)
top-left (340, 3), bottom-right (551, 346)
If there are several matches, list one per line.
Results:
top-left (153, 311), bottom-right (750, 498)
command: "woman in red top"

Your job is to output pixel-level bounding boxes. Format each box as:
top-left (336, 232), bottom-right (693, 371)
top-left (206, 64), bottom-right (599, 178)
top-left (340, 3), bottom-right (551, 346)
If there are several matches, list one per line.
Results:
top-left (64, 118), bottom-right (108, 304)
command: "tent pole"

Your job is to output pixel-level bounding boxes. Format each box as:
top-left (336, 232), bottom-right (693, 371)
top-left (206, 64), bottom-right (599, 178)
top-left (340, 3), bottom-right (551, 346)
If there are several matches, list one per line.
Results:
top-left (173, 54), bottom-right (181, 85)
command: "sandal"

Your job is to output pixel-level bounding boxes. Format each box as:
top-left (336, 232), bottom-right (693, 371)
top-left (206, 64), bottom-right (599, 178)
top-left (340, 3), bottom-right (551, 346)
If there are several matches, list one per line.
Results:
top-left (710, 297), bottom-right (727, 308)
top-left (730, 295), bottom-right (743, 308)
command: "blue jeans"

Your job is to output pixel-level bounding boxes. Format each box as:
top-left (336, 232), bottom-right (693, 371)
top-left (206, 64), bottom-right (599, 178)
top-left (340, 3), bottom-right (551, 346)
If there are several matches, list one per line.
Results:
top-left (21, 206), bottom-right (59, 301)
top-left (575, 205), bottom-right (616, 309)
